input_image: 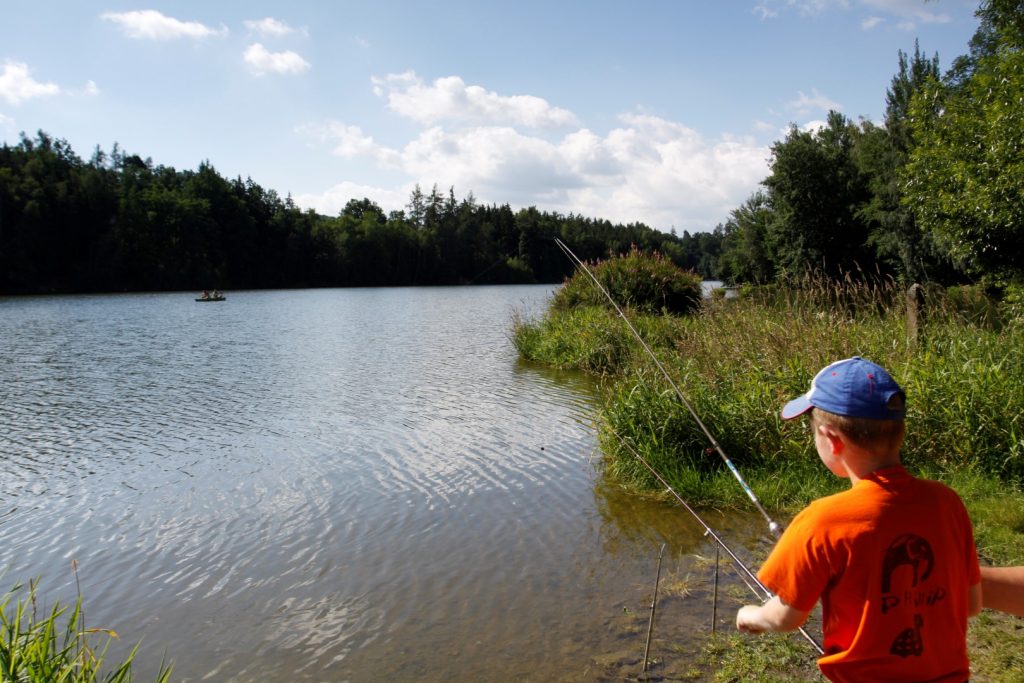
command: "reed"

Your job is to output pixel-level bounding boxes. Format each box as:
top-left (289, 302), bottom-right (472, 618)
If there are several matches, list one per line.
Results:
top-left (512, 305), bottom-right (681, 376)
top-left (0, 580), bottom-right (171, 683)
top-left (516, 273), bottom-right (1024, 515)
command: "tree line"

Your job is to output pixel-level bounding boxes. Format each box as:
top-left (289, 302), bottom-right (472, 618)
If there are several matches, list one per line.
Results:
top-left (0, 135), bottom-right (719, 294)
top-left (1, 1), bottom-right (1019, 295)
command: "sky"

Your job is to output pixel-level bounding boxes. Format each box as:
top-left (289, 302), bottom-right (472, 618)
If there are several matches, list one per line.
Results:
top-left (0, 1), bottom-right (981, 234)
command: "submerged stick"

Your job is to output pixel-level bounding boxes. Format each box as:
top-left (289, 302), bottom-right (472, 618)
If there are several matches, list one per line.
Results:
top-left (553, 238), bottom-right (781, 538)
top-left (712, 541), bottom-right (720, 634)
top-left (609, 430), bottom-right (824, 655)
top-left (641, 542), bottom-right (667, 674)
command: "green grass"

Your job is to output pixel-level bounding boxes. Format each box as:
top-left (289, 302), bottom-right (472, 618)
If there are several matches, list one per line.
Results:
top-left (0, 580), bottom-right (171, 683)
top-left (516, 276), bottom-right (1024, 504)
top-left (698, 632), bottom-right (822, 682)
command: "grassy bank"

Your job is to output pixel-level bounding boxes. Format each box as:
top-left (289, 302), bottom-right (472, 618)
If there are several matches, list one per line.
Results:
top-left (0, 580), bottom-right (171, 682)
top-left (514, 275), bottom-right (1024, 679)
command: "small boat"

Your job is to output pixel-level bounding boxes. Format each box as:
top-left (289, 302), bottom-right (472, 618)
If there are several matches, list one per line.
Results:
top-left (196, 290), bottom-right (226, 302)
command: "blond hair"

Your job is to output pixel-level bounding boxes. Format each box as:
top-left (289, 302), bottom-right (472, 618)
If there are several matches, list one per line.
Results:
top-left (811, 393), bottom-right (906, 451)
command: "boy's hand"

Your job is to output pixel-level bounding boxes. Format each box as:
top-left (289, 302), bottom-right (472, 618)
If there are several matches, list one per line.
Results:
top-left (735, 595), bottom-right (810, 633)
top-left (736, 604), bottom-right (768, 633)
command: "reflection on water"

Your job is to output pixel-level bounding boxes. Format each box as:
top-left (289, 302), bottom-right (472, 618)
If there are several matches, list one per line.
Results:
top-left (0, 286), bottom-right (793, 681)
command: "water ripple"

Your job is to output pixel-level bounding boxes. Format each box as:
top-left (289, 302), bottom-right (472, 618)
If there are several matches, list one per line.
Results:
top-left (0, 287), bottom-right (735, 682)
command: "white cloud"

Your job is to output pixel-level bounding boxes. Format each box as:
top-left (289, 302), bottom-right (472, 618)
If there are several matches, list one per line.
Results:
top-left (754, 0), bottom-right (847, 19)
top-left (70, 80), bottom-right (101, 98)
top-left (101, 10), bottom-right (228, 40)
top-left (243, 43), bottom-right (310, 76)
top-left (371, 71), bottom-right (579, 129)
top-left (296, 121), bottom-right (399, 165)
top-left (244, 17), bottom-right (305, 37)
top-left (753, 0), bottom-right (946, 26)
top-left (401, 126), bottom-right (582, 198)
top-left (0, 112), bottom-right (14, 132)
top-left (860, 0), bottom-right (950, 24)
top-left (801, 119), bottom-right (829, 133)
top-left (787, 88), bottom-right (842, 116)
top-left (293, 181), bottom-right (411, 217)
top-left (576, 114), bottom-right (769, 230)
top-left (0, 61), bottom-right (61, 106)
top-left (300, 104), bottom-right (770, 231)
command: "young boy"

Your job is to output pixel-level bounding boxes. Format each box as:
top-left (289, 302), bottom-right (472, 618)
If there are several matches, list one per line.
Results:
top-left (736, 357), bottom-right (982, 682)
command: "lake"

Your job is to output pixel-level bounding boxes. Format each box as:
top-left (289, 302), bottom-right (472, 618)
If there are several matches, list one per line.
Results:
top-left (0, 285), bottom-right (768, 681)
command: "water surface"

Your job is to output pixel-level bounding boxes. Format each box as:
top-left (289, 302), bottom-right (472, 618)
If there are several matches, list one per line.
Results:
top-left (0, 286), bottom-right (773, 681)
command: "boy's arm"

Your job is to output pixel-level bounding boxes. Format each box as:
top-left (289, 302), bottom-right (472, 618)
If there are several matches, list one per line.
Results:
top-left (736, 595), bottom-right (810, 633)
top-left (968, 580), bottom-right (982, 617)
top-left (980, 566), bottom-right (1024, 616)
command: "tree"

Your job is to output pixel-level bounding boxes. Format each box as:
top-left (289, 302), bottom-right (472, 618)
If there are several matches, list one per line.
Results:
top-left (948, 0), bottom-right (1024, 86)
top-left (341, 197), bottom-right (385, 223)
top-left (853, 43), bottom-right (961, 284)
top-left (718, 192), bottom-right (775, 284)
top-left (763, 112), bottom-right (872, 277)
top-left (903, 44), bottom-right (1024, 282)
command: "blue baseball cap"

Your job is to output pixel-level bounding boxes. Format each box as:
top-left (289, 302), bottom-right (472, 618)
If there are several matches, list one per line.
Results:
top-left (781, 357), bottom-right (906, 420)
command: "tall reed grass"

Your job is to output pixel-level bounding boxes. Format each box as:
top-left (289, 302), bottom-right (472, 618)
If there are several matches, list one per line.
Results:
top-left (0, 580), bottom-right (171, 682)
top-left (515, 274), bottom-right (1024, 513)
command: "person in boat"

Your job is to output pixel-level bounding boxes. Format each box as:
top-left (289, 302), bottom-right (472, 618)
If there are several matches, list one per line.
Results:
top-left (736, 357), bottom-right (982, 682)
top-left (201, 290), bottom-right (210, 300)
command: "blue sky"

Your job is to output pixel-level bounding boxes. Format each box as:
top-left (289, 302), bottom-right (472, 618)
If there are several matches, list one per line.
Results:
top-left (1, 1), bottom-right (980, 233)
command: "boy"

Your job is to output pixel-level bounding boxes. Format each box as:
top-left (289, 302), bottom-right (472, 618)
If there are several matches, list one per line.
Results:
top-left (736, 357), bottom-right (982, 682)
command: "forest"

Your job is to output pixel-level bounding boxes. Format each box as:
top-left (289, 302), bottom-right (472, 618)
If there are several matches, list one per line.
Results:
top-left (0, 0), bottom-right (1020, 295)
top-left (0, 135), bottom-right (725, 294)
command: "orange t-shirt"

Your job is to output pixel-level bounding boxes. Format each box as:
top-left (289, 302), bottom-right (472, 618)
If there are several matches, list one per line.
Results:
top-left (758, 465), bottom-right (980, 683)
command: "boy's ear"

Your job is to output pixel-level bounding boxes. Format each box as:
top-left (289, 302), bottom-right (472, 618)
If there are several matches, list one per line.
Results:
top-left (818, 423), bottom-right (846, 455)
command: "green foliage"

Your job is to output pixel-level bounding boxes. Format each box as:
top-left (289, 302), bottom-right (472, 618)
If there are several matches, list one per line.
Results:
top-left (0, 581), bottom-right (171, 682)
top-left (550, 249), bottom-right (703, 316)
top-left (715, 30), bottom-right (1024, 291)
top-left (903, 43), bottom-right (1024, 282)
top-left (519, 274), bottom-right (1024, 506)
top-left (763, 112), bottom-right (873, 278)
top-left (854, 43), bottom-right (959, 285)
top-left (0, 134), bottom-right (708, 294)
top-left (717, 192), bottom-right (775, 284)
top-left (512, 305), bottom-right (682, 376)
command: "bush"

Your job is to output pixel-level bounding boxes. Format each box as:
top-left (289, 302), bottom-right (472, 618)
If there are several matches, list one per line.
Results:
top-left (551, 248), bottom-right (703, 316)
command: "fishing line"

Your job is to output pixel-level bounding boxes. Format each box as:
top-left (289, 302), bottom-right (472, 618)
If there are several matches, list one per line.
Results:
top-left (609, 428), bottom-right (824, 655)
top-left (552, 238), bottom-right (782, 537)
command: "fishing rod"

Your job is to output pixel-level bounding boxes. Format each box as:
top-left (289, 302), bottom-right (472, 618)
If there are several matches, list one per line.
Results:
top-left (609, 429), bottom-right (824, 655)
top-left (553, 238), bottom-right (781, 538)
